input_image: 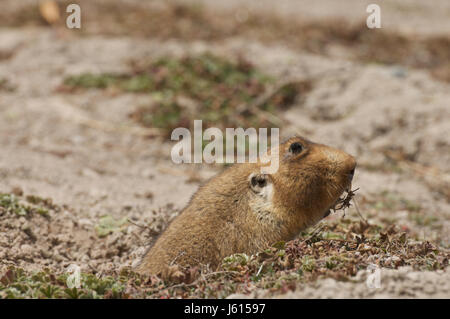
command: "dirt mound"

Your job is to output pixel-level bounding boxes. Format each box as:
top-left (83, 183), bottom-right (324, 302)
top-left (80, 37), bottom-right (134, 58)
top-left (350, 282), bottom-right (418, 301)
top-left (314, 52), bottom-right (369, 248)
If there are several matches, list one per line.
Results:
top-left (0, 192), bottom-right (178, 276)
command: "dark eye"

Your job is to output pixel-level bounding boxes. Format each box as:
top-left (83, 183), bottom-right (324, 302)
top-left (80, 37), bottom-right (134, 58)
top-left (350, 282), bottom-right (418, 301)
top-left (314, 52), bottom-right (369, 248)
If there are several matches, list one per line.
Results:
top-left (251, 175), bottom-right (267, 188)
top-left (289, 142), bottom-right (303, 154)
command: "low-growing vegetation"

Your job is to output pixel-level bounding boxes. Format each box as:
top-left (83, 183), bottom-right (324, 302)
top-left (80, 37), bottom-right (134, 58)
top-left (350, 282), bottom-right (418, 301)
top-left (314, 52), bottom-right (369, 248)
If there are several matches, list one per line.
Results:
top-left (1, 215), bottom-right (448, 299)
top-left (0, 268), bottom-right (124, 299)
top-left (62, 53), bottom-right (309, 137)
top-left (0, 78), bottom-right (15, 92)
top-left (0, 193), bottom-right (55, 219)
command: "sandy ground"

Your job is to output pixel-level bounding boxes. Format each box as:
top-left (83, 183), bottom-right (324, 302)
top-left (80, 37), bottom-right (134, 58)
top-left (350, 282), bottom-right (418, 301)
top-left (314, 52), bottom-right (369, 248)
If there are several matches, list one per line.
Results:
top-left (228, 267), bottom-right (450, 299)
top-left (186, 0), bottom-right (450, 36)
top-left (0, 0), bottom-right (449, 298)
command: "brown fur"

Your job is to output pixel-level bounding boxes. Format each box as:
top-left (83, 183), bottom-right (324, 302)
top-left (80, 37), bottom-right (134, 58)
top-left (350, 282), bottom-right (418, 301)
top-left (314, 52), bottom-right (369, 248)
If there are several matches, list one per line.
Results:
top-left (136, 136), bottom-right (356, 275)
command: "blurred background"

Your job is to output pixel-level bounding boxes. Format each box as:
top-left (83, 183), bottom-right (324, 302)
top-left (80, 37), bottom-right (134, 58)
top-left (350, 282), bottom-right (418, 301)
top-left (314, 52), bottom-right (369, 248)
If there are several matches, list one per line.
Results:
top-left (0, 0), bottom-right (448, 298)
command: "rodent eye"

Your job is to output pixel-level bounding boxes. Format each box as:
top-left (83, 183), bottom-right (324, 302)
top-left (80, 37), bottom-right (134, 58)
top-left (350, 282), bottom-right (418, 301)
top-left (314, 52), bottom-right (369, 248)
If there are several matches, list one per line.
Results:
top-left (251, 175), bottom-right (267, 188)
top-left (289, 142), bottom-right (303, 154)
top-left (257, 178), bottom-right (266, 187)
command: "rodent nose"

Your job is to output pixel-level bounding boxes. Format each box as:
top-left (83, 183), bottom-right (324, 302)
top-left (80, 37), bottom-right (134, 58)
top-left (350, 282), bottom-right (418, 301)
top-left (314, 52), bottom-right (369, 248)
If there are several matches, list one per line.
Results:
top-left (348, 167), bottom-right (355, 181)
top-left (319, 145), bottom-right (356, 181)
top-left (346, 158), bottom-right (357, 182)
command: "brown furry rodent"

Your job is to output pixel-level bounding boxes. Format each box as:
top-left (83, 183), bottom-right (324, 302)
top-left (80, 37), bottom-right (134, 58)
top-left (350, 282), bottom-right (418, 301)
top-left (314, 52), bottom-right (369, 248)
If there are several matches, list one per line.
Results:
top-left (136, 136), bottom-right (356, 275)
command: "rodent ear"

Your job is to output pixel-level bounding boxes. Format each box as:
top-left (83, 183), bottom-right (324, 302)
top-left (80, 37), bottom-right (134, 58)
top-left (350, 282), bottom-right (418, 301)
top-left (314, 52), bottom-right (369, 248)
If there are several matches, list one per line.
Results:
top-left (248, 173), bottom-right (270, 195)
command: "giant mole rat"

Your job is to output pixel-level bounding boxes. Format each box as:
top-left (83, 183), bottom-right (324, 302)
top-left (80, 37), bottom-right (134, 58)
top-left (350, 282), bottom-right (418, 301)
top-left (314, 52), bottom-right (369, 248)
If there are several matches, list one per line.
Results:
top-left (136, 136), bottom-right (356, 275)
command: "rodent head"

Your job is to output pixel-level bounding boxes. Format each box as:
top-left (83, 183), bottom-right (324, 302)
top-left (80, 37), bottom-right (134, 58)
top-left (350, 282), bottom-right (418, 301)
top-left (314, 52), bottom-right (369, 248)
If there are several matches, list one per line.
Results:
top-left (248, 136), bottom-right (356, 232)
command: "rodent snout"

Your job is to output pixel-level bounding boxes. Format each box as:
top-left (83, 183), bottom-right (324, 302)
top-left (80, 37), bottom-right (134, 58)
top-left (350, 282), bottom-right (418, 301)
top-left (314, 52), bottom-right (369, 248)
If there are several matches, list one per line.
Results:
top-left (345, 157), bottom-right (357, 183)
top-left (348, 167), bottom-right (355, 183)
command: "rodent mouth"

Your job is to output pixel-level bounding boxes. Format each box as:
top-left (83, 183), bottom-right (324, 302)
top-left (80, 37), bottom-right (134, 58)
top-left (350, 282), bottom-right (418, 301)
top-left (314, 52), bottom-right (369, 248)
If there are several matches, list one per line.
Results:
top-left (323, 186), bottom-right (359, 218)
